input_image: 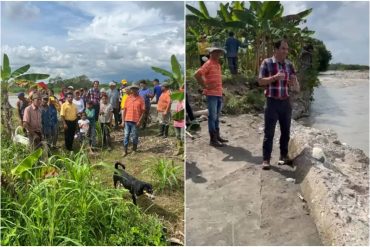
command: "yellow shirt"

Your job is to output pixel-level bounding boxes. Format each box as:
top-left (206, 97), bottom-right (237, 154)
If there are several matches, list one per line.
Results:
top-left (120, 93), bottom-right (128, 109)
top-left (60, 101), bottom-right (78, 121)
top-left (197, 41), bottom-right (210, 55)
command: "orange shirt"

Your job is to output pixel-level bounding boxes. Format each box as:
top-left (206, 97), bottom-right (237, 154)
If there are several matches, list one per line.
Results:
top-left (157, 90), bottom-right (171, 112)
top-left (196, 59), bottom-right (223, 96)
top-left (124, 95), bottom-right (145, 123)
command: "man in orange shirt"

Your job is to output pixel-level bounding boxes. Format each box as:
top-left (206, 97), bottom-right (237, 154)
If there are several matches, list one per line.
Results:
top-left (122, 85), bottom-right (145, 156)
top-left (194, 44), bottom-right (229, 147)
top-left (156, 83), bottom-right (171, 138)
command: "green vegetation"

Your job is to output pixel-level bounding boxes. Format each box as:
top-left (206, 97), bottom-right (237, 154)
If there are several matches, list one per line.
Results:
top-left (1, 54), bottom-right (49, 137)
top-left (1, 139), bottom-right (166, 246)
top-left (186, 1), bottom-right (332, 116)
top-left (328, 63), bottom-right (369, 71)
top-left (146, 159), bottom-right (182, 192)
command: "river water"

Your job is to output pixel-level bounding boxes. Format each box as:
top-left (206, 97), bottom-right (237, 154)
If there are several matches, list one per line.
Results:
top-left (299, 70), bottom-right (369, 155)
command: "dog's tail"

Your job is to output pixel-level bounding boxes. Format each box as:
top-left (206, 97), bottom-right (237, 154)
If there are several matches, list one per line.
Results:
top-left (115, 162), bottom-right (125, 170)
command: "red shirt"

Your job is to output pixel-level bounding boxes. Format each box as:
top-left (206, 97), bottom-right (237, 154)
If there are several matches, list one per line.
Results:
top-left (196, 59), bottom-right (223, 96)
top-left (124, 95), bottom-right (145, 123)
top-left (258, 56), bottom-right (296, 98)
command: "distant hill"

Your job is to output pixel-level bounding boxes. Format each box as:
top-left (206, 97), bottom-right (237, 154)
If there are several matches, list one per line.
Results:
top-left (328, 63), bottom-right (369, 71)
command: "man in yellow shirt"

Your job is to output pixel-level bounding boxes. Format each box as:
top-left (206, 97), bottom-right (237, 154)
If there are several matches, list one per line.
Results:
top-left (197, 34), bottom-right (210, 66)
top-left (60, 92), bottom-right (78, 151)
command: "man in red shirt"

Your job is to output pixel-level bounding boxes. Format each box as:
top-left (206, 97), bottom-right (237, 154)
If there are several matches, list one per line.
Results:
top-left (122, 85), bottom-right (145, 156)
top-left (258, 39), bottom-right (300, 170)
top-left (194, 44), bottom-right (229, 147)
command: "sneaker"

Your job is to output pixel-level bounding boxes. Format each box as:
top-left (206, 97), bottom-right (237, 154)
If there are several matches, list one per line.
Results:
top-left (262, 160), bottom-right (271, 170)
top-left (278, 156), bottom-right (290, 166)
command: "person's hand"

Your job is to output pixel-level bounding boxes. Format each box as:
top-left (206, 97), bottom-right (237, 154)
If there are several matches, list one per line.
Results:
top-left (137, 121), bottom-right (141, 127)
top-left (273, 71), bottom-right (285, 81)
top-left (121, 122), bottom-right (125, 129)
top-left (204, 84), bottom-right (216, 90)
top-left (64, 123), bottom-right (68, 130)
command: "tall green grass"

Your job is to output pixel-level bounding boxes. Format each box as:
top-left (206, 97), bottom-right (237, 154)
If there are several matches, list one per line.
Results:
top-left (146, 159), bottom-right (181, 192)
top-left (1, 139), bottom-right (166, 246)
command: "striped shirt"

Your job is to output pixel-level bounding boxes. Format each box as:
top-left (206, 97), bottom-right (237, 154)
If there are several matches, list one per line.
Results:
top-left (259, 56), bottom-right (296, 98)
top-left (124, 95), bottom-right (145, 123)
top-left (196, 59), bottom-right (223, 97)
top-left (87, 88), bottom-right (100, 105)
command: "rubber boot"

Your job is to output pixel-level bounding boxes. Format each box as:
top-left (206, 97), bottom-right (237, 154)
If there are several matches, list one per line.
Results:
top-left (157, 124), bottom-right (165, 137)
top-left (163, 125), bottom-right (169, 138)
top-left (216, 128), bottom-right (229, 143)
top-left (132, 144), bottom-right (138, 154)
top-left (175, 140), bottom-right (184, 155)
top-left (209, 131), bottom-right (224, 147)
top-left (122, 145), bottom-right (128, 157)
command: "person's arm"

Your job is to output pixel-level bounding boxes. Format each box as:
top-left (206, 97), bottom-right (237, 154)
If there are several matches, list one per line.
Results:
top-left (258, 60), bottom-right (285, 86)
top-left (137, 104), bottom-right (145, 126)
top-left (60, 104), bottom-right (68, 129)
top-left (289, 74), bottom-right (300, 92)
top-left (22, 107), bottom-right (31, 132)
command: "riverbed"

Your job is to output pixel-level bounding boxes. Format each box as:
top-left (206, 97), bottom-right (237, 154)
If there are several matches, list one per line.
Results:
top-left (299, 70), bottom-right (369, 155)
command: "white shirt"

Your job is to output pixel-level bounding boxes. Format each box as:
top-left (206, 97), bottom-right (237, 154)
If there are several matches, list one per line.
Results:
top-left (78, 119), bottom-right (90, 133)
top-left (73, 98), bottom-right (85, 113)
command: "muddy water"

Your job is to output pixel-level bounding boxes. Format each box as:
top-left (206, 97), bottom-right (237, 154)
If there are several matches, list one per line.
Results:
top-left (299, 71), bottom-right (369, 155)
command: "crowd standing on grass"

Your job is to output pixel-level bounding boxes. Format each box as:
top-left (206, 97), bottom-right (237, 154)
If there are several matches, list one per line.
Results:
top-left (17, 78), bottom-right (182, 156)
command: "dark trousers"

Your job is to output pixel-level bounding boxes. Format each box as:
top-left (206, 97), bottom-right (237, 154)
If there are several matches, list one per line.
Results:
top-left (113, 108), bottom-right (120, 127)
top-left (227, 57), bottom-right (238, 74)
top-left (65, 120), bottom-right (77, 151)
top-left (93, 104), bottom-right (100, 121)
top-left (263, 98), bottom-right (292, 161)
top-left (186, 93), bottom-right (195, 121)
top-left (100, 123), bottom-right (111, 148)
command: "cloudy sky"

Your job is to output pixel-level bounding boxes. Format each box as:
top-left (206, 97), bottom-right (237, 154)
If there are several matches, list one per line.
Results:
top-left (187, 1), bottom-right (369, 65)
top-left (1, 1), bottom-right (184, 83)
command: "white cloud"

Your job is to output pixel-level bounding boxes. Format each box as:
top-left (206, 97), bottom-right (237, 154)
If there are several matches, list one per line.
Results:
top-left (1, 1), bottom-right (184, 82)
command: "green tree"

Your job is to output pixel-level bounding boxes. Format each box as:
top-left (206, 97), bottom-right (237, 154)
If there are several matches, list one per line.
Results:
top-left (1, 54), bottom-right (49, 137)
top-left (314, 39), bottom-right (332, 71)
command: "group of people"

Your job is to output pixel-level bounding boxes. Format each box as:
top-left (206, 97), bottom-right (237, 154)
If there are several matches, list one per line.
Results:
top-left (194, 38), bottom-right (300, 170)
top-left (18, 78), bottom-right (185, 156)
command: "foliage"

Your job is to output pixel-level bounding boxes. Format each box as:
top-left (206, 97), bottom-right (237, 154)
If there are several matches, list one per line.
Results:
top-left (147, 159), bottom-right (181, 192)
top-left (152, 55), bottom-right (184, 90)
top-left (186, 1), bottom-right (315, 73)
top-left (1, 141), bottom-right (166, 246)
top-left (328, 63), bottom-right (369, 71)
top-left (313, 39), bottom-right (332, 71)
top-left (1, 54), bottom-right (49, 137)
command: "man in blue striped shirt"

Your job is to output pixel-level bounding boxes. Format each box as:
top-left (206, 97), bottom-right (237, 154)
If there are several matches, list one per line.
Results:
top-left (258, 39), bottom-right (300, 170)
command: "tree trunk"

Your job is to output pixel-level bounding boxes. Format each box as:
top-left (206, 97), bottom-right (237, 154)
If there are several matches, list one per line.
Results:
top-left (1, 83), bottom-right (14, 138)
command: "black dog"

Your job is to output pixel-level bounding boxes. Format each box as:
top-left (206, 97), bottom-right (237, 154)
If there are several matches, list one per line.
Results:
top-left (113, 162), bottom-right (154, 205)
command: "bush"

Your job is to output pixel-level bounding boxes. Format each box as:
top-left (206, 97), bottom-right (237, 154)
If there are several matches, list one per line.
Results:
top-left (1, 142), bottom-right (166, 246)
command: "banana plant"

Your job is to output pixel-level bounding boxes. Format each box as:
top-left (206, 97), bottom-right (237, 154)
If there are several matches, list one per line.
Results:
top-left (151, 55), bottom-right (184, 121)
top-left (1, 53), bottom-right (49, 137)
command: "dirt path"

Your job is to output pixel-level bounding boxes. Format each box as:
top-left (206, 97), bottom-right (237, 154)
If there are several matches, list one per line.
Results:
top-left (186, 114), bottom-right (322, 245)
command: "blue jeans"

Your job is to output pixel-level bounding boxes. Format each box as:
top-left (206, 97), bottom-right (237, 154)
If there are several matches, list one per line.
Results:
top-left (124, 121), bottom-right (139, 146)
top-left (207, 96), bottom-right (222, 133)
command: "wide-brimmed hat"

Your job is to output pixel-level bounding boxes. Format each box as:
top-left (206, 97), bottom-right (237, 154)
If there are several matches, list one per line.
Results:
top-left (126, 84), bottom-right (140, 90)
top-left (206, 43), bottom-right (226, 54)
top-left (121, 79), bottom-right (127, 85)
top-left (109, 81), bottom-right (116, 86)
top-left (67, 86), bottom-right (74, 90)
top-left (30, 93), bottom-right (42, 100)
top-left (161, 82), bottom-right (170, 88)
